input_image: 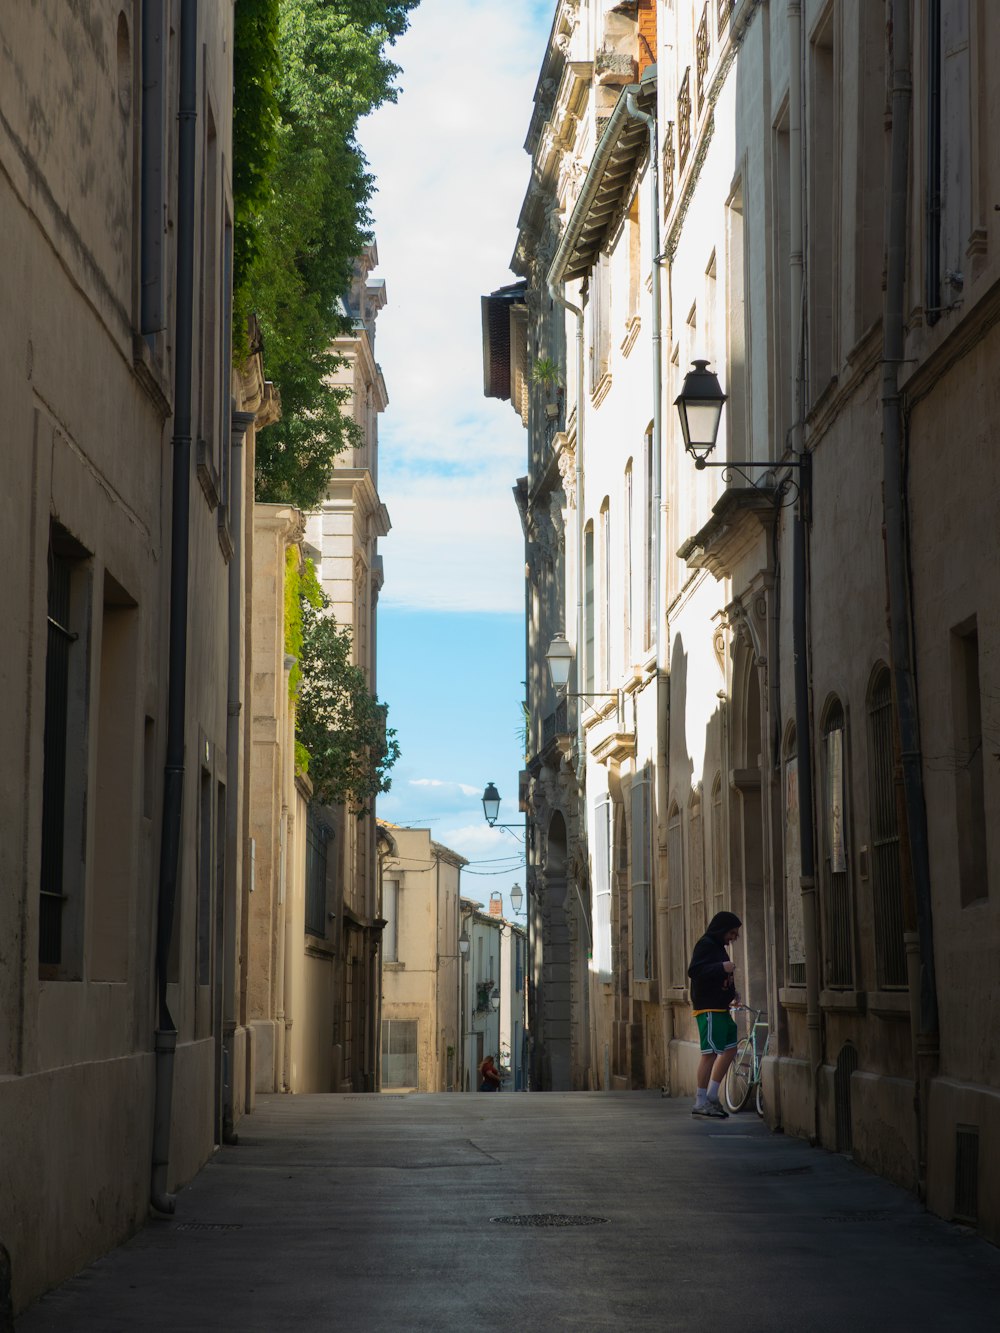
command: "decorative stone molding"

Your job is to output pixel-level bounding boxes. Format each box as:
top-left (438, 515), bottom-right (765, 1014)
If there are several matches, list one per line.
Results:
top-left (557, 441), bottom-right (577, 507)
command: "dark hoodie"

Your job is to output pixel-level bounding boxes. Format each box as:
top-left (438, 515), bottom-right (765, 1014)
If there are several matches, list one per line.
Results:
top-left (687, 911), bottom-right (742, 1011)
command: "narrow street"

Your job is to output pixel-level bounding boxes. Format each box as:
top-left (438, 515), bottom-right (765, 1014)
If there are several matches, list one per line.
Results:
top-left (18, 1093), bottom-right (1000, 1332)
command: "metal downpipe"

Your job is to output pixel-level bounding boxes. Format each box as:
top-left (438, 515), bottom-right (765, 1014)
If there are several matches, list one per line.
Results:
top-left (883, 0), bottom-right (939, 1195)
top-left (624, 84), bottom-right (672, 1093)
top-left (152, 0), bottom-right (198, 1216)
top-left (787, 0), bottom-right (822, 1143)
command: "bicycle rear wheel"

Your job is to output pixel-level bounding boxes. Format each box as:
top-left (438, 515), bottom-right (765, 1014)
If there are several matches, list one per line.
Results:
top-left (755, 1080), bottom-right (764, 1117)
top-left (724, 1039), bottom-right (753, 1112)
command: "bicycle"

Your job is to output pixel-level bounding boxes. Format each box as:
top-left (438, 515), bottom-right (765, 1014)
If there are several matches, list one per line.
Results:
top-left (724, 1004), bottom-right (769, 1115)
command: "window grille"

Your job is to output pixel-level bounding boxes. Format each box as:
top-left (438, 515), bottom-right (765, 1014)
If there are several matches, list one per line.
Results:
top-left (40, 525), bottom-right (88, 971)
top-left (593, 797), bottom-right (612, 980)
top-left (584, 524), bottom-right (595, 696)
top-left (631, 769), bottom-right (654, 981)
top-left (784, 745), bottom-right (807, 986)
top-left (866, 669), bottom-right (907, 986)
top-left (688, 796), bottom-right (705, 942)
top-left (305, 809), bottom-right (332, 939)
top-left (678, 69), bottom-right (692, 168)
top-left (696, 6), bottom-right (710, 112)
top-left (824, 705), bottom-right (854, 988)
top-left (381, 1019), bottom-right (417, 1088)
top-left (710, 774), bottom-right (726, 920)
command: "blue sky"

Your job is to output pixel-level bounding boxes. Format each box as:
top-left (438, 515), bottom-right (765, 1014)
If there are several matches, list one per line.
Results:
top-left (358, 1), bottom-right (552, 912)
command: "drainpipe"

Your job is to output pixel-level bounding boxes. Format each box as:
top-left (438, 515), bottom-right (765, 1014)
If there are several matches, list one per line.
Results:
top-left (547, 283), bottom-right (586, 785)
top-left (786, 0), bottom-right (822, 1144)
top-left (222, 412), bottom-right (252, 1143)
top-left (883, 0), bottom-right (939, 1195)
top-left (625, 79), bottom-right (671, 1093)
top-left (151, 0), bottom-right (197, 1217)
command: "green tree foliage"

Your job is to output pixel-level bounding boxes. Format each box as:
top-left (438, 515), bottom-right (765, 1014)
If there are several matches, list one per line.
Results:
top-left (293, 557), bottom-right (400, 816)
top-left (233, 0), bottom-right (418, 509)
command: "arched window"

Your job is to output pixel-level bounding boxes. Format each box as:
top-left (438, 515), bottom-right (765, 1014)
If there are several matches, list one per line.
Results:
top-left (823, 700), bottom-right (854, 988)
top-left (600, 498), bottom-right (611, 689)
top-left (710, 772), bottom-right (726, 919)
top-left (583, 522), bottom-right (595, 695)
top-left (866, 667), bottom-right (906, 987)
top-left (688, 791), bottom-right (705, 938)
top-left (784, 725), bottom-right (806, 986)
top-left (667, 799), bottom-right (684, 985)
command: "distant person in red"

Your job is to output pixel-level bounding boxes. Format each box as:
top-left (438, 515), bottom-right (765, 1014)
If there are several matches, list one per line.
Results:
top-left (478, 1055), bottom-right (502, 1092)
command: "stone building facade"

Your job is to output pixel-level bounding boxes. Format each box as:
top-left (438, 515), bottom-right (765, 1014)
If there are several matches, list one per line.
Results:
top-left (487, 0), bottom-right (1000, 1242)
top-left (0, 0), bottom-right (250, 1308)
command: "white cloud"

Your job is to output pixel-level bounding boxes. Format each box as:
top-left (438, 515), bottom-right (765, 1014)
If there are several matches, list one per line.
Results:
top-left (410, 778), bottom-right (482, 798)
top-left (359, 0), bottom-right (547, 613)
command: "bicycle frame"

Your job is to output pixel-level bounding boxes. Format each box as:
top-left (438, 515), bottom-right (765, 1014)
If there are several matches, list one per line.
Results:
top-left (724, 1004), bottom-right (769, 1113)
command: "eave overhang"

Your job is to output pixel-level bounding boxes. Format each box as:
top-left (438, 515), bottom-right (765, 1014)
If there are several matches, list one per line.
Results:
top-left (548, 71), bottom-right (657, 287)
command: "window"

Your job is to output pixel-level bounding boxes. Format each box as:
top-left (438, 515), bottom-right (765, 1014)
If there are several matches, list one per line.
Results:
top-left (667, 802), bottom-right (685, 985)
top-left (808, 8), bottom-right (838, 399)
top-left (823, 701), bottom-right (854, 987)
top-left (688, 793), bottom-right (705, 941)
top-left (381, 1019), bottom-right (417, 1088)
top-left (710, 772), bottom-right (727, 921)
top-left (39, 523), bottom-right (91, 975)
top-left (382, 878), bottom-right (399, 960)
top-left (90, 571), bottom-right (139, 981)
top-left (139, 0), bottom-right (167, 349)
top-left (772, 111), bottom-right (792, 452)
top-left (593, 796), bottom-right (612, 981)
top-left (197, 767), bottom-right (213, 988)
top-left (644, 428), bottom-right (655, 651)
top-left (584, 523), bottom-right (595, 696)
top-left (866, 668), bottom-right (907, 985)
top-left (631, 766), bottom-right (655, 981)
top-left (951, 618), bottom-right (988, 906)
top-left (855, 1), bottom-right (886, 337)
top-left (937, 1), bottom-right (972, 315)
top-left (624, 460), bottom-right (634, 660)
top-left (515, 936), bottom-right (524, 993)
top-left (726, 183), bottom-right (749, 459)
top-left (600, 500), bottom-right (611, 689)
top-left (589, 253), bottom-right (612, 390)
top-left (306, 809), bottom-right (333, 939)
top-left (784, 732), bottom-right (806, 985)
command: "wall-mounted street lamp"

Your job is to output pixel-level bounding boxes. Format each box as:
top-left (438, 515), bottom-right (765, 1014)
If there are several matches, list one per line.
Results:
top-left (509, 882), bottom-right (524, 915)
top-left (489, 985), bottom-right (501, 1013)
top-left (459, 928), bottom-right (470, 957)
top-left (675, 359), bottom-right (808, 504)
top-left (544, 633), bottom-right (622, 711)
top-left (481, 782), bottom-right (526, 831)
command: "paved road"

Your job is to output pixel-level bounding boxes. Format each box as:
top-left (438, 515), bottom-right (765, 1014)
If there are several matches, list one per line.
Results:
top-left (18, 1092), bottom-right (1000, 1331)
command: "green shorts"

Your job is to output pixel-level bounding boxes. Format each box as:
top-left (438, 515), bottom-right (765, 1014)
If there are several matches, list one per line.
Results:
top-left (695, 1010), bottom-right (738, 1054)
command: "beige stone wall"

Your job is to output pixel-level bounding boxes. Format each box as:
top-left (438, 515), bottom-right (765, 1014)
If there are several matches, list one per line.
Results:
top-left (0, 1), bottom-right (238, 1308)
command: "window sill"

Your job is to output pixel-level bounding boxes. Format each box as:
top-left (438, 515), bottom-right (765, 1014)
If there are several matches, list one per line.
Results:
top-left (663, 985), bottom-right (689, 1008)
top-left (869, 989), bottom-right (910, 1019)
top-left (305, 941), bottom-right (335, 960)
top-left (778, 985), bottom-right (807, 1011)
top-left (820, 988), bottom-right (866, 1014)
top-left (383, 961), bottom-right (405, 971)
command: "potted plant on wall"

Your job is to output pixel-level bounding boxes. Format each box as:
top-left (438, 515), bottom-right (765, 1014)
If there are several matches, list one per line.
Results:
top-left (531, 356), bottom-right (564, 422)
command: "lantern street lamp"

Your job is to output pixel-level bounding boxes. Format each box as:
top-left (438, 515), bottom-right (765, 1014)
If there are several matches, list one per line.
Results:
top-left (674, 359), bottom-right (727, 467)
top-left (675, 358), bottom-right (808, 504)
top-left (489, 985), bottom-right (501, 1013)
top-left (509, 882), bottom-right (524, 915)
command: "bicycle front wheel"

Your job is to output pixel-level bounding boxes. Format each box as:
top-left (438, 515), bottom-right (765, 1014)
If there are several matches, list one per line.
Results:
top-left (724, 1039), bottom-right (753, 1112)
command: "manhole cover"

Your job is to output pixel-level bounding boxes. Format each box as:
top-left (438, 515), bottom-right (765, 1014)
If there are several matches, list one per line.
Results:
top-left (490, 1214), bottom-right (608, 1228)
top-left (174, 1223), bottom-right (243, 1233)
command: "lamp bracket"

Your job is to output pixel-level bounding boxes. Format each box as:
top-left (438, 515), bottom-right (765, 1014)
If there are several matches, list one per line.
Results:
top-left (693, 458), bottom-right (808, 509)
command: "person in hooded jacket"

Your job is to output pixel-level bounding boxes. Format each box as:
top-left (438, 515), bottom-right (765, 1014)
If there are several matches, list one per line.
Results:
top-left (687, 910), bottom-right (742, 1118)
